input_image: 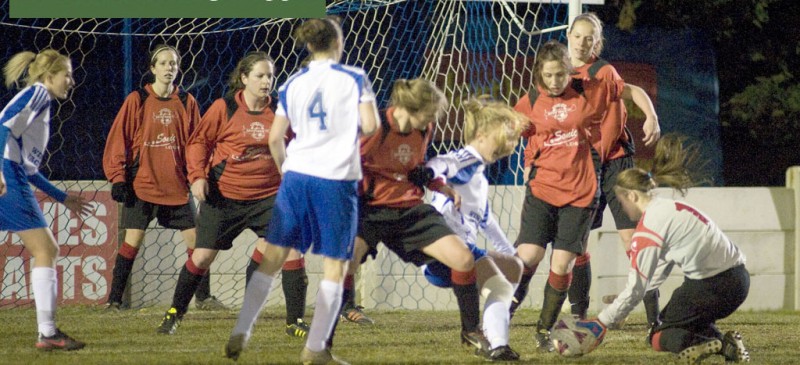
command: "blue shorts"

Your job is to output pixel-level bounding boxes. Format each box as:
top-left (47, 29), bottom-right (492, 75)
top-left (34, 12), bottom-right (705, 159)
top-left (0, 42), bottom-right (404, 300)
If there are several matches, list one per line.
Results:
top-left (0, 159), bottom-right (47, 232)
top-left (265, 171), bottom-right (357, 261)
top-left (423, 242), bottom-right (486, 288)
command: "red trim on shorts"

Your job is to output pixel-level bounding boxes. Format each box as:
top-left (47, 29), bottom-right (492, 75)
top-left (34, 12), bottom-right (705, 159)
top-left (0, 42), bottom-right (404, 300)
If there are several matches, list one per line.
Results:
top-left (118, 242), bottom-right (139, 260)
top-left (251, 248), bottom-right (263, 265)
top-left (547, 270), bottom-right (572, 291)
top-left (451, 269), bottom-right (477, 285)
top-left (282, 258), bottom-right (305, 271)
top-left (186, 258), bottom-right (208, 276)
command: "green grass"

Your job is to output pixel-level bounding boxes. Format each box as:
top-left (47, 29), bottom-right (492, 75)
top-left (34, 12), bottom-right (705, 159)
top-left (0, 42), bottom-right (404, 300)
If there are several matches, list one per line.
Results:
top-left (1, 306), bottom-right (797, 364)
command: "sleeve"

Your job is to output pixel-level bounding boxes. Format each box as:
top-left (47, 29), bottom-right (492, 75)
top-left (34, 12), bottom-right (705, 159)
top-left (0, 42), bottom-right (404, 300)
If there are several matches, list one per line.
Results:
top-left (481, 212), bottom-right (515, 255)
top-left (0, 125), bottom-right (9, 171)
top-left (186, 99), bottom-right (226, 184)
top-left (513, 95), bottom-right (536, 140)
top-left (185, 94), bottom-right (202, 139)
top-left (1, 85), bottom-right (50, 138)
top-left (425, 149), bottom-right (482, 182)
top-left (28, 171), bottom-right (67, 202)
top-left (102, 93), bottom-right (141, 183)
top-left (358, 71), bottom-right (376, 104)
top-left (598, 216), bottom-right (669, 326)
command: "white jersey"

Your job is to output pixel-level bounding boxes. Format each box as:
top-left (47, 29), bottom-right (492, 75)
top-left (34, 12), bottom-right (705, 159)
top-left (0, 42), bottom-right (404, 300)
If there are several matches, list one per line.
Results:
top-left (598, 197), bottom-right (746, 326)
top-left (276, 59), bottom-right (375, 180)
top-left (0, 83), bottom-right (52, 175)
top-left (427, 146), bottom-right (515, 256)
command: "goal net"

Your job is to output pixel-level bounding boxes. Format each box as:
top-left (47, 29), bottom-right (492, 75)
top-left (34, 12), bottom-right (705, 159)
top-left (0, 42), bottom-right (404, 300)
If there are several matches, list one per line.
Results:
top-left (0, 0), bottom-right (569, 311)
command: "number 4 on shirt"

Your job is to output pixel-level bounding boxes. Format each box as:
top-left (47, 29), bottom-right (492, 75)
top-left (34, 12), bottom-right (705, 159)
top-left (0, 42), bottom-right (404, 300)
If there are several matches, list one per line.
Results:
top-left (309, 90), bottom-right (327, 131)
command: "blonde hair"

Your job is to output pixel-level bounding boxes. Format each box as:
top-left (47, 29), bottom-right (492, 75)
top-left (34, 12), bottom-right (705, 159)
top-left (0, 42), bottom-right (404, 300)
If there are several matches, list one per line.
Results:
top-left (390, 78), bottom-right (448, 119)
top-left (615, 134), bottom-right (706, 196)
top-left (569, 12), bottom-right (605, 57)
top-left (4, 49), bottom-right (70, 89)
top-left (227, 51), bottom-right (273, 98)
top-left (294, 17), bottom-right (342, 53)
top-left (462, 96), bottom-right (530, 158)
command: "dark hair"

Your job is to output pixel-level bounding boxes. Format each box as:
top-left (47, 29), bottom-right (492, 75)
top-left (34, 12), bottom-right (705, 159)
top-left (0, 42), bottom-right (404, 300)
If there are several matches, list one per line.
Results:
top-left (226, 51), bottom-right (273, 98)
top-left (616, 134), bottom-right (708, 196)
top-left (293, 17), bottom-right (342, 53)
top-left (532, 40), bottom-right (574, 90)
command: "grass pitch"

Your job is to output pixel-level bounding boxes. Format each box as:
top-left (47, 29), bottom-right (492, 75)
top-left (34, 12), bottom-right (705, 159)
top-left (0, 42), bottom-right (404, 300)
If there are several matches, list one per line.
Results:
top-left (0, 305), bottom-right (797, 364)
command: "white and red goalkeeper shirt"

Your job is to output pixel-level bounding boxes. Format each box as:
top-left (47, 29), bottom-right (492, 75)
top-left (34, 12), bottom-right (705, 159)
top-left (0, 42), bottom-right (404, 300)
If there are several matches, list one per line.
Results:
top-left (598, 197), bottom-right (746, 326)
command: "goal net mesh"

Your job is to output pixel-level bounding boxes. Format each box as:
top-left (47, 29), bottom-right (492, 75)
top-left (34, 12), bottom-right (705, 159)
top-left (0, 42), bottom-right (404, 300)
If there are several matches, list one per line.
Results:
top-left (0, 0), bottom-right (568, 311)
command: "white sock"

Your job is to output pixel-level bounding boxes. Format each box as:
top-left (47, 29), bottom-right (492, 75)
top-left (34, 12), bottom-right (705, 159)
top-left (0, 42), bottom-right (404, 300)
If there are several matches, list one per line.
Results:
top-left (305, 280), bottom-right (343, 352)
top-left (32, 267), bottom-right (57, 337)
top-left (481, 275), bottom-right (514, 349)
top-left (232, 271), bottom-right (274, 338)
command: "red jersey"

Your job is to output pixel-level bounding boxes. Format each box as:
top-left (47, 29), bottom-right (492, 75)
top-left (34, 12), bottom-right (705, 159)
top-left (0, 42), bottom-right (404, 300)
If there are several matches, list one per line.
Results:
top-left (514, 79), bottom-right (623, 208)
top-left (360, 107), bottom-right (432, 208)
top-left (186, 91), bottom-right (285, 201)
top-left (103, 84), bottom-right (199, 206)
top-left (574, 57), bottom-right (630, 161)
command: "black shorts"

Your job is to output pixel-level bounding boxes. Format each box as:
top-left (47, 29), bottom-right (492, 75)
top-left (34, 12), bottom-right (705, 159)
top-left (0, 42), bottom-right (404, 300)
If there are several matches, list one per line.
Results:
top-left (358, 203), bottom-right (454, 267)
top-left (591, 156), bottom-right (637, 230)
top-left (195, 194), bottom-right (276, 251)
top-left (515, 190), bottom-right (593, 255)
top-left (120, 196), bottom-right (195, 231)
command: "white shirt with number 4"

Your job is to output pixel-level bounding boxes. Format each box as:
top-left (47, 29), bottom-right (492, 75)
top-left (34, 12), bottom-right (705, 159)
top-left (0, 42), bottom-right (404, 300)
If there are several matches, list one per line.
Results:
top-left (276, 59), bottom-right (375, 181)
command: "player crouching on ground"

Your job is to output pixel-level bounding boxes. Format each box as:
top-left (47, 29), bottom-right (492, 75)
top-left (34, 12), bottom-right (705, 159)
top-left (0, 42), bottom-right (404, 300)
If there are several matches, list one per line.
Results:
top-left (579, 135), bottom-right (751, 365)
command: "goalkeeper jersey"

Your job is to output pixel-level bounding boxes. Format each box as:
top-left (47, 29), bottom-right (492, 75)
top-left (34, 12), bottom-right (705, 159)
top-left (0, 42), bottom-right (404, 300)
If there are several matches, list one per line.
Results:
top-left (186, 90), bottom-right (286, 201)
top-left (103, 84), bottom-right (200, 206)
top-left (360, 107), bottom-right (432, 209)
top-left (598, 197), bottom-right (747, 326)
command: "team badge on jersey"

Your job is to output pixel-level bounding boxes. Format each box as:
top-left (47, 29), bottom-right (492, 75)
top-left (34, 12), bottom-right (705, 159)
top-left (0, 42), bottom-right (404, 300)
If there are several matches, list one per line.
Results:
top-left (545, 103), bottom-right (577, 123)
top-left (153, 108), bottom-right (174, 126)
top-left (243, 122), bottom-right (267, 140)
top-left (393, 144), bottom-right (413, 165)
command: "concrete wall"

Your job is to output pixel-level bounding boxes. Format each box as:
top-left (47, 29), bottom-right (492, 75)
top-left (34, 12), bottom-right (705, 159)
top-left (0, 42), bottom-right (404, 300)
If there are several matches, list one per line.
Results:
top-left (129, 168), bottom-right (800, 313)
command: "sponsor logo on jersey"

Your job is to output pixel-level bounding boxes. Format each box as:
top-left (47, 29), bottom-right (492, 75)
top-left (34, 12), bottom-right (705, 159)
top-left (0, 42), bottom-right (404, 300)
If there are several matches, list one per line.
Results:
top-left (543, 129), bottom-right (579, 147)
top-left (144, 133), bottom-right (177, 149)
top-left (153, 108), bottom-right (174, 126)
top-left (545, 103), bottom-right (576, 123)
top-left (393, 144), bottom-right (413, 165)
top-left (243, 122), bottom-right (267, 140)
top-left (231, 145), bottom-right (271, 162)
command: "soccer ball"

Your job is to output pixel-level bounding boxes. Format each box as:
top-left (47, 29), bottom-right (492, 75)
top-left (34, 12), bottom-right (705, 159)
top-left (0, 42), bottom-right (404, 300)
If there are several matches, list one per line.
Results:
top-left (550, 316), bottom-right (606, 357)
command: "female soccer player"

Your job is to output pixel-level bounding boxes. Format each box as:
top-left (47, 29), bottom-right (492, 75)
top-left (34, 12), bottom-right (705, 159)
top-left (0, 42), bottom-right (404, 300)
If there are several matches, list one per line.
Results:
top-left (512, 40), bottom-right (640, 351)
top-left (155, 51), bottom-right (308, 337)
top-left (581, 135), bottom-right (750, 365)
top-left (224, 17), bottom-right (379, 365)
top-left (421, 96), bottom-right (530, 360)
top-left (563, 12), bottom-right (661, 323)
top-left (0, 49), bottom-right (92, 350)
top-left (102, 44), bottom-right (226, 312)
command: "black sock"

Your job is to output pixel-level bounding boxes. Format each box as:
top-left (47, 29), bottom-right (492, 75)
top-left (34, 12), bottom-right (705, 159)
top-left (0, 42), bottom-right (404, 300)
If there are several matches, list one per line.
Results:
top-left (245, 258), bottom-right (259, 285)
top-left (568, 261), bottom-right (591, 319)
top-left (540, 282), bottom-right (568, 331)
top-left (282, 267), bottom-right (308, 324)
top-left (510, 270), bottom-right (534, 316)
top-left (453, 283), bottom-right (481, 333)
top-left (644, 289), bottom-right (661, 326)
top-left (194, 272), bottom-right (211, 301)
top-left (172, 265), bottom-right (205, 315)
top-left (108, 254), bottom-right (136, 304)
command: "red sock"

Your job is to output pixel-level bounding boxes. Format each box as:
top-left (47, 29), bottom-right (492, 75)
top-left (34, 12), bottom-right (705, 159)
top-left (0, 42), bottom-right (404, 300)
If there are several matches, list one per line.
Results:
top-left (251, 248), bottom-right (263, 265)
top-left (547, 270), bottom-right (572, 291)
top-left (118, 242), bottom-right (139, 260)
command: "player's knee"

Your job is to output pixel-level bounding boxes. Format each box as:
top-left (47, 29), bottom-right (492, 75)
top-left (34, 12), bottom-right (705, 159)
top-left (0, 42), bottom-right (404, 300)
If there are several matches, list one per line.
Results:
top-left (480, 274), bottom-right (514, 306)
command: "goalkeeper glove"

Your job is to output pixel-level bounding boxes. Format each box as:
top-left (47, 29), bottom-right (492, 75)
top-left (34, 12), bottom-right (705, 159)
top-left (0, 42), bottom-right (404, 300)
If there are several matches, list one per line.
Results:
top-left (111, 182), bottom-right (134, 204)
